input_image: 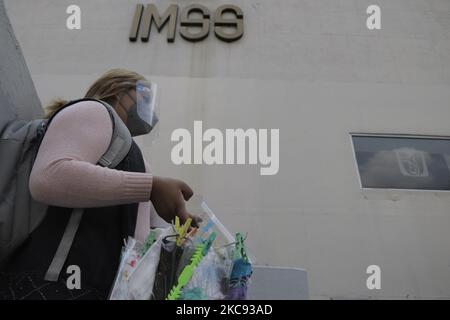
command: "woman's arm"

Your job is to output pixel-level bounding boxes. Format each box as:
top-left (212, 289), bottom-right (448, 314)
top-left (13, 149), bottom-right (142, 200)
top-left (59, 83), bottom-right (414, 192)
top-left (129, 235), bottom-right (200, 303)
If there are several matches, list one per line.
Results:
top-left (29, 101), bottom-right (153, 208)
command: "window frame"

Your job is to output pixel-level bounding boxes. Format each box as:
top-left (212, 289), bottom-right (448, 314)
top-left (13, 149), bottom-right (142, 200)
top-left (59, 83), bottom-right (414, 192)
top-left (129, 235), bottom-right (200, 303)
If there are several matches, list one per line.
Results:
top-left (349, 133), bottom-right (450, 192)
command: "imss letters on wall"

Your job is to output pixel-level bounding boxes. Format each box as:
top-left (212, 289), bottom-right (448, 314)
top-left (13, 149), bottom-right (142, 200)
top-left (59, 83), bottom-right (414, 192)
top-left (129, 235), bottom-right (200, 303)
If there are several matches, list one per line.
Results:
top-left (129, 4), bottom-right (244, 43)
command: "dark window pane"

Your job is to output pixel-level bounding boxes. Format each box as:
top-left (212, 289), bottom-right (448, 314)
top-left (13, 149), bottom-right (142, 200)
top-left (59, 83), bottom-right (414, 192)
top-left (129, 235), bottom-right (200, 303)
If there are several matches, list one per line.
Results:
top-left (352, 135), bottom-right (450, 190)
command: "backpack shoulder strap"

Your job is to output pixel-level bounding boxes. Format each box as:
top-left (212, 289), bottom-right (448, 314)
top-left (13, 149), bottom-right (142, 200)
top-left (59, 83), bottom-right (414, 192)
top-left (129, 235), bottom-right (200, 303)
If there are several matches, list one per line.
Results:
top-left (96, 101), bottom-right (132, 168)
top-left (44, 208), bottom-right (84, 282)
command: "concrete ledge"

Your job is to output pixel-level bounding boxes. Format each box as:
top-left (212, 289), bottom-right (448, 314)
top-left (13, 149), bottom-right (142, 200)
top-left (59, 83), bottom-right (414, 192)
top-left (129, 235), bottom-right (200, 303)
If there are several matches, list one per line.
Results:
top-left (248, 266), bottom-right (309, 300)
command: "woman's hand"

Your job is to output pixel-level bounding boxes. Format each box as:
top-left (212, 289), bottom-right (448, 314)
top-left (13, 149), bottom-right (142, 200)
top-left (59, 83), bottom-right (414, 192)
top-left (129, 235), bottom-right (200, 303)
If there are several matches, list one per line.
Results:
top-left (150, 176), bottom-right (198, 225)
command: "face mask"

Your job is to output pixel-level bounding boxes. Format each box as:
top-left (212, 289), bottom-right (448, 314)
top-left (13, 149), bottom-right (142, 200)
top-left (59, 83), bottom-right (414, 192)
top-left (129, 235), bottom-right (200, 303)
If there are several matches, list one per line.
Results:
top-left (121, 83), bottom-right (159, 137)
top-left (126, 101), bottom-right (159, 137)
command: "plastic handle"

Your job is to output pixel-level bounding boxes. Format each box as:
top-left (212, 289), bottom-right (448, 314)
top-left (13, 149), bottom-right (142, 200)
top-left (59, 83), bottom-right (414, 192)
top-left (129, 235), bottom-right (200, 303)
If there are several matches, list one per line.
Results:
top-left (200, 201), bottom-right (235, 243)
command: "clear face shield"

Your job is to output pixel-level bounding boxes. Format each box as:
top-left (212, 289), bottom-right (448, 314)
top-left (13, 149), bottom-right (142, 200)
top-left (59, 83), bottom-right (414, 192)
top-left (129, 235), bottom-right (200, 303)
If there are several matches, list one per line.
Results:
top-left (123, 80), bottom-right (160, 147)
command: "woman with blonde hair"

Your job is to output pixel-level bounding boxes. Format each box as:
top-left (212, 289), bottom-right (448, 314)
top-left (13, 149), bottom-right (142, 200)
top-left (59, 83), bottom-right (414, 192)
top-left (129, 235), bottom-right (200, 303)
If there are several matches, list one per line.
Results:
top-left (0, 69), bottom-right (195, 300)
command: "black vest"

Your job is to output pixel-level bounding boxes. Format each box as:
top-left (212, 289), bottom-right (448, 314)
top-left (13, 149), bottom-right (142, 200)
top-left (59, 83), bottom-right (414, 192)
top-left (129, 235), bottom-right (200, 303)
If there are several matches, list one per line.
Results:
top-left (4, 140), bottom-right (145, 298)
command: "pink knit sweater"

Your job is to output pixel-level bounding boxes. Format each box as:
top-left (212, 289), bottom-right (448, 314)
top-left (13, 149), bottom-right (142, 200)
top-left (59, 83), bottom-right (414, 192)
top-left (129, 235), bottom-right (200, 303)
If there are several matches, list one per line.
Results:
top-left (29, 100), bottom-right (159, 242)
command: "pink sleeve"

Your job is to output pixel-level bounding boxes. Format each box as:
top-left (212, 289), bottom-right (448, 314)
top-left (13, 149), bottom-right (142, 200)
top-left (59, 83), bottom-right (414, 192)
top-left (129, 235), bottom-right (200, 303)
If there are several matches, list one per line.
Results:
top-left (29, 100), bottom-right (153, 208)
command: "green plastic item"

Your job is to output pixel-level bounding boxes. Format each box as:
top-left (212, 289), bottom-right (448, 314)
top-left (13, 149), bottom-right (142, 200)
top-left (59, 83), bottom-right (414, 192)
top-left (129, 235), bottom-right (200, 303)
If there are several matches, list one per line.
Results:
top-left (141, 230), bottom-right (157, 255)
top-left (166, 232), bottom-right (217, 300)
top-left (202, 232), bottom-right (217, 255)
top-left (234, 233), bottom-right (248, 262)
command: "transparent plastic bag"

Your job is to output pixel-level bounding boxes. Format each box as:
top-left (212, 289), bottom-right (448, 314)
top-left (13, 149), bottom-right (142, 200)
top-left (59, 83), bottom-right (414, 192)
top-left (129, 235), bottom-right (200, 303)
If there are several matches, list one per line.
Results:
top-left (151, 236), bottom-right (186, 300)
top-left (186, 195), bottom-right (235, 248)
top-left (174, 240), bottom-right (197, 281)
top-left (181, 246), bottom-right (233, 300)
top-left (109, 237), bottom-right (142, 300)
top-left (190, 196), bottom-right (255, 265)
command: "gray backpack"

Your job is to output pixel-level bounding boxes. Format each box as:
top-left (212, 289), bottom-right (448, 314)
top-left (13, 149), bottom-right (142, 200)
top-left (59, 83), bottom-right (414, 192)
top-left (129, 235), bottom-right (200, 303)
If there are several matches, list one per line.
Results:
top-left (0, 98), bottom-right (132, 281)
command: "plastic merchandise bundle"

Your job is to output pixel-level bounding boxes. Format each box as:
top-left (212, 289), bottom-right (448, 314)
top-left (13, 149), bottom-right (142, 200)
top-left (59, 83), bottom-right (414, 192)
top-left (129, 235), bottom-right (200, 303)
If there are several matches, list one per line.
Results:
top-left (109, 197), bottom-right (253, 300)
top-left (179, 245), bottom-right (232, 300)
top-left (109, 237), bottom-right (141, 300)
top-left (109, 228), bottom-right (170, 300)
top-left (126, 227), bottom-right (173, 300)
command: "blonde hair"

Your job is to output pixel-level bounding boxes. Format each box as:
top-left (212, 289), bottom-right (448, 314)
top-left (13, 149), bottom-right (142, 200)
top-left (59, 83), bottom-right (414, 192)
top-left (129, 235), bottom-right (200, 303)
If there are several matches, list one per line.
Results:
top-left (44, 68), bottom-right (148, 119)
